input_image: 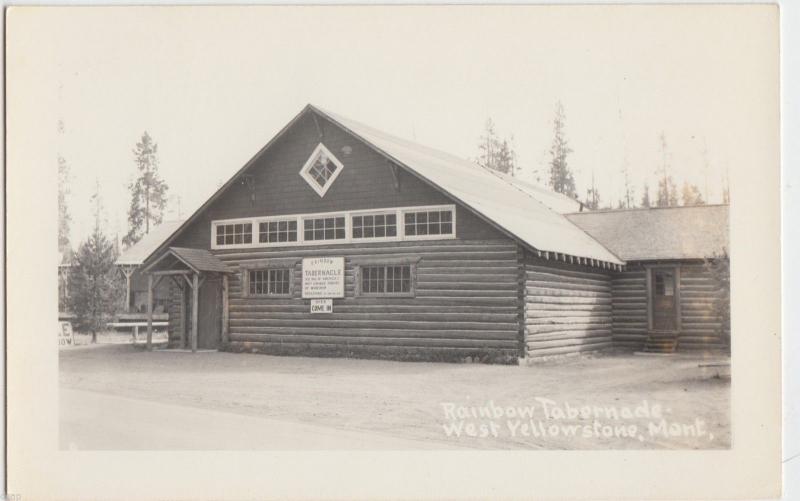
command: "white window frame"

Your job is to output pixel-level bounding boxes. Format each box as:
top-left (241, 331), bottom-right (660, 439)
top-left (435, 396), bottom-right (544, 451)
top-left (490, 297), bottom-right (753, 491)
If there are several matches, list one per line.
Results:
top-left (212, 220), bottom-right (255, 249)
top-left (210, 204), bottom-right (456, 250)
top-left (299, 143), bottom-right (345, 198)
top-left (257, 216), bottom-right (300, 245)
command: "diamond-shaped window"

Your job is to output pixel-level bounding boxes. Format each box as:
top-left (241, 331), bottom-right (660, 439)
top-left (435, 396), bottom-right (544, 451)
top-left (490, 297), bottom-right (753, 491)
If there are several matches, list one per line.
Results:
top-left (299, 143), bottom-right (344, 197)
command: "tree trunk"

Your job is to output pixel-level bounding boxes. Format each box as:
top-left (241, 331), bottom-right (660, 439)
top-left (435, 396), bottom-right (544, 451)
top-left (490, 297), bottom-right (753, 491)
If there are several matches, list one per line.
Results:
top-left (91, 329), bottom-right (97, 344)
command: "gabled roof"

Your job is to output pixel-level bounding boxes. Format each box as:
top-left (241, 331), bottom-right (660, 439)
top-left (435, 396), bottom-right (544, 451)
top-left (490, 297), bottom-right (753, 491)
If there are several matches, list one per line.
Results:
top-left (116, 221), bottom-right (185, 266)
top-left (144, 247), bottom-right (231, 274)
top-left (313, 106), bottom-right (623, 265)
top-left (485, 170), bottom-right (585, 215)
top-left (142, 105), bottom-right (623, 268)
top-left (566, 205), bottom-right (729, 261)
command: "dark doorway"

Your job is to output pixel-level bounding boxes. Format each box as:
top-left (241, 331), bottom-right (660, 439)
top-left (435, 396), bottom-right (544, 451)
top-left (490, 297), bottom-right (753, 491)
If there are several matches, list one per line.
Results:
top-left (198, 278), bottom-right (222, 349)
top-left (651, 269), bottom-right (677, 330)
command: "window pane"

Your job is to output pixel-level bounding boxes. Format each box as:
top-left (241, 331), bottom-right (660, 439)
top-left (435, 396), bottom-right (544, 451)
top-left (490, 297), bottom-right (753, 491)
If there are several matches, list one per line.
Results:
top-left (441, 222), bottom-right (452, 234)
top-left (353, 227), bottom-right (363, 238)
top-left (441, 210), bottom-right (452, 222)
top-left (387, 214), bottom-right (397, 225)
top-left (375, 226), bottom-right (385, 237)
top-left (335, 228), bottom-right (346, 239)
top-left (353, 216), bottom-right (362, 228)
top-left (386, 225), bottom-right (397, 237)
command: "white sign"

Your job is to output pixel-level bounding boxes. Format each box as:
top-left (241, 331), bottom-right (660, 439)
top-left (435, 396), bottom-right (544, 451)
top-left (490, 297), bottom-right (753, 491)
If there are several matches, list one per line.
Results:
top-left (58, 321), bottom-right (74, 347)
top-left (302, 257), bottom-right (345, 298)
top-left (310, 299), bottom-right (333, 314)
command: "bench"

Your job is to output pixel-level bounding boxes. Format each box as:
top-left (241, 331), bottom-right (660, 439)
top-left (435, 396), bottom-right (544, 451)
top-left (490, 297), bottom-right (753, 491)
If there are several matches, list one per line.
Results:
top-left (108, 313), bottom-right (169, 342)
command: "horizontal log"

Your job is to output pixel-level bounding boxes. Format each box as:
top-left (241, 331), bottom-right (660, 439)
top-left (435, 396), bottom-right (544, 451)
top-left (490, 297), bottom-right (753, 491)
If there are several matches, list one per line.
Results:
top-left (525, 334), bottom-right (613, 351)
top-left (527, 309), bottom-right (611, 318)
top-left (229, 333), bottom-right (518, 349)
top-left (525, 264), bottom-right (610, 282)
top-left (526, 302), bottom-right (611, 311)
top-left (229, 318), bottom-right (518, 331)
top-left (526, 315), bottom-right (612, 325)
top-left (526, 287), bottom-right (611, 298)
top-left (612, 333), bottom-right (648, 341)
top-left (229, 326), bottom-right (517, 339)
top-left (230, 311), bottom-right (520, 322)
top-left (417, 289), bottom-right (517, 298)
top-left (417, 261), bottom-right (518, 270)
top-left (229, 303), bottom-right (519, 314)
top-left (528, 296), bottom-right (612, 305)
top-left (525, 271), bottom-right (609, 288)
top-left (229, 340), bottom-right (519, 357)
top-left (229, 296), bottom-right (518, 307)
top-left (419, 273), bottom-right (519, 283)
top-left (417, 281), bottom-right (517, 290)
top-left (526, 324), bottom-right (611, 335)
top-left (527, 341), bottom-right (613, 357)
top-left (527, 330), bottom-right (612, 342)
top-left (526, 280), bottom-right (610, 293)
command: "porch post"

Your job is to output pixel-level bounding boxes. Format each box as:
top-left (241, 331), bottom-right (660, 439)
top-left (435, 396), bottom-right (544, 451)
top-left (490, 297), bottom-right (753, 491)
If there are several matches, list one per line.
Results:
top-left (125, 270), bottom-right (132, 313)
top-left (192, 272), bottom-right (199, 353)
top-left (181, 282), bottom-right (188, 349)
top-left (146, 273), bottom-right (154, 351)
top-left (222, 274), bottom-right (230, 345)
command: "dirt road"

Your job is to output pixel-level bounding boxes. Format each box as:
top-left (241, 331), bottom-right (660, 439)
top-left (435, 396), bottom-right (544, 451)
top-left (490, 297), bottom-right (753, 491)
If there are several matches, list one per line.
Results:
top-left (60, 344), bottom-right (730, 449)
top-left (61, 388), bottom-right (445, 450)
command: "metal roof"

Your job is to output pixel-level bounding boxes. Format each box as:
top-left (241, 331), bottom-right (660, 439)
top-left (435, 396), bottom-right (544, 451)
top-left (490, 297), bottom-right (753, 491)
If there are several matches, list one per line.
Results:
top-left (566, 205), bottom-right (729, 261)
top-left (140, 105), bottom-right (624, 268)
top-left (116, 221), bottom-right (185, 266)
top-left (314, 106), bottom-right (623, 265)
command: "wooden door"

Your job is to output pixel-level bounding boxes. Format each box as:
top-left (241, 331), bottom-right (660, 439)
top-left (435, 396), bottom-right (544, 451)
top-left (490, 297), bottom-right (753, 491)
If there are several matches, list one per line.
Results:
top-left (651, 269), bottom-right (677, 330)
top-left (198, 277), bottom-right (222, 349)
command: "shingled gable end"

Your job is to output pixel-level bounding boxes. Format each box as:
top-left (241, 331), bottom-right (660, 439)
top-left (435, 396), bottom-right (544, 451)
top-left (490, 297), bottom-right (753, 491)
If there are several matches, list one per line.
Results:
top-left (139, 105), bottom-right (729, 361)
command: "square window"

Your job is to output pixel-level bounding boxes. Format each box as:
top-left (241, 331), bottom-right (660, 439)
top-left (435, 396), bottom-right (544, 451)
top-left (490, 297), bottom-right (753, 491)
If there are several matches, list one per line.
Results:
top-left (300, 144), bottom-right (344, 197)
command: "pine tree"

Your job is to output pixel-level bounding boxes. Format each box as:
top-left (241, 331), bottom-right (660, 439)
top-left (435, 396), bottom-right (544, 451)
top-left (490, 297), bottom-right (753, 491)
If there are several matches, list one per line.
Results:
top-left (68, 183), bottom-right (121, 342)
top-left (640, 183), bottom-right (652, 208)
top-left (548, 101), bottom-right (576, 197)
top-left (722, 170), bottom-right (730, 204)
top-left (655, 132), bottom-right (679, 207)
top-left (620, 162), bottom-right (635, 209)
top-left (681, 181), bottom-right (705, 206)
top-left (124, 131), bottom-right (169, 247)
top-left (58, 155), bottom-right (72, 258)
top-left (584, 171), bottom-right (600, 210)
top-left (476, 119), bottom-right (517, 175)
top-left (477, 118), bottom-right (500, 171)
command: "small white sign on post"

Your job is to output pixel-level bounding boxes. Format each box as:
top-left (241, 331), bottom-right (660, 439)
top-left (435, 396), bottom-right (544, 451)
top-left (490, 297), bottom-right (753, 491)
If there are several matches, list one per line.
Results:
top-left (302, 257), bottom-right (345, 298)
top-left (58, 321), bottom-right (74, 347)
top-left (310, 298), bottom-right (333, 314)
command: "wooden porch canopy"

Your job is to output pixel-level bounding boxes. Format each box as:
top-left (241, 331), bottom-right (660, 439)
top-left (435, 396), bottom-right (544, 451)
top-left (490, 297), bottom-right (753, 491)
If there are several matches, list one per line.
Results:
top-left (141, 247), bottom-right (232, 352)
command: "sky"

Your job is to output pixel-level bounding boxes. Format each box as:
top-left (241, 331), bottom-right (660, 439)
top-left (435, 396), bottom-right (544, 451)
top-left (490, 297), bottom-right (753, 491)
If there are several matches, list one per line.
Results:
top-left (38, 5), bottom-right (774, 246)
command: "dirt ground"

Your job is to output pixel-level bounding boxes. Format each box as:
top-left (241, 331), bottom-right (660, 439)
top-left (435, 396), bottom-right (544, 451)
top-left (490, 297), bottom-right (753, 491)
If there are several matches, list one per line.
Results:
top-left (59, 342), bottom-right (730, 450)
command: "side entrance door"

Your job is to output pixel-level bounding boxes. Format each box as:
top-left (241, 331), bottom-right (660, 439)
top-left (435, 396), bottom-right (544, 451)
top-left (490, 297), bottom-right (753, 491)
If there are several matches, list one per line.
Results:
top-left (198, 277), bottom-right (222, 349)
top-left (651, 268), bottom-right (677, 330)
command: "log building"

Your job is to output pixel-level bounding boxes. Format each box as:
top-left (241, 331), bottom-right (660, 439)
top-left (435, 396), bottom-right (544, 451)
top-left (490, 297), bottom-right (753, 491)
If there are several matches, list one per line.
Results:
top-left (139, 105), bottom-right (730, 362)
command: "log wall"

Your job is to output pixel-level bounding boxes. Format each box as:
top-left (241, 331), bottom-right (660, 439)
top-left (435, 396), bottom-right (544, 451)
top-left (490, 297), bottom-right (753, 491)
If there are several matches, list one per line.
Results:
top-left (215, 239), bottom-right (521, 361)
top-left (523, 255), bottom-right (614, 358)
top-left (677, 262), bottom-right (727, 350)
top-left (610, 265), bottom-right (648, 350)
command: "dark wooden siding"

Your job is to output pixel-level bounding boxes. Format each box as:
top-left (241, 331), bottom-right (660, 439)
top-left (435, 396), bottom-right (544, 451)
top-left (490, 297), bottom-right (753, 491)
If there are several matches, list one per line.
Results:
top-left (167, 282), bottom-right (184, 347)
top-left (678, 262), bottom-right (727, 350)
top-left (611, 265), bottom-right (648, 350)
top-left (173, 112), bottom-right (506, 250)
top-left (218, 239), bottom-right (520, 359)
top-left (609, 261), bottom-right (728, 352)
top-left (523, 255), bottom-right (613, 357)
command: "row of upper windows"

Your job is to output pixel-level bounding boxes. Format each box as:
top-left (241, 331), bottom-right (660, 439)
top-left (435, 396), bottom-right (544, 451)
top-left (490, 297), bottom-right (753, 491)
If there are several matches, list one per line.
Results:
top-left (244, 264), bottom-right (414, 298)
top-left (211, 205), bottom-right (456, 249)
